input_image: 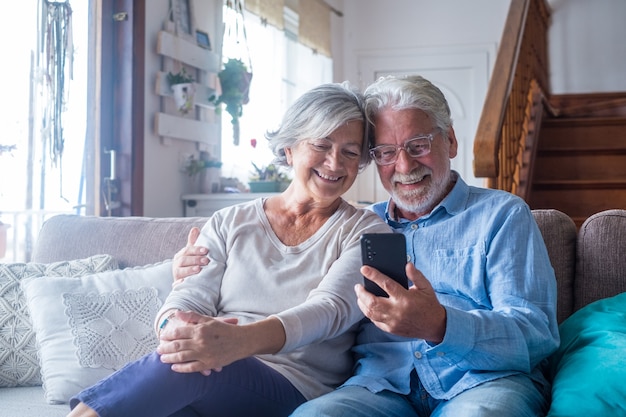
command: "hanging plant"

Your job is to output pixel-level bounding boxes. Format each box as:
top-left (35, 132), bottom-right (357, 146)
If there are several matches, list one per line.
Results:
top-left (211, 58), bottom-right (252, 145)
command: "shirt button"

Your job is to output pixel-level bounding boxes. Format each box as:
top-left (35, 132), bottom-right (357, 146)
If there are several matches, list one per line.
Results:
top-left (414, 351), bottom-right (422, 359)
top-left (411, 224), bottom-right (418, 230)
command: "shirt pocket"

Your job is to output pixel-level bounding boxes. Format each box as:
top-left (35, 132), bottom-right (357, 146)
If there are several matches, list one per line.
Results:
top-left (430, 243), bottom-right (490, 309)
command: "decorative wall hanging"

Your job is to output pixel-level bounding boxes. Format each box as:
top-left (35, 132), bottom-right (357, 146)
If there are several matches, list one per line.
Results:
top-left (171, 0), bottom-right (196, 42)
top-left (41, 0), bottom-right (74, 166)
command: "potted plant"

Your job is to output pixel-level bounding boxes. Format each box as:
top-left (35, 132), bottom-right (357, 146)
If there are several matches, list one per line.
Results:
top-left (210, 58), bottom-right (252, 145)
top-left (167, 67), bottom-right (196, 114)
top-left (183, 152), bottom-right (223, 194)
top-left (248, 162), bottom-right (290, 193)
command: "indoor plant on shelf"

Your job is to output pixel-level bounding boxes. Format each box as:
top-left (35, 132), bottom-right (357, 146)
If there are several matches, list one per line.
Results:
top-left (183, 152), bottom-right (223, 194)
top-left (167, 67), bottom-right (196, 115)
top-left (248, 162), bottom-right (290, 193)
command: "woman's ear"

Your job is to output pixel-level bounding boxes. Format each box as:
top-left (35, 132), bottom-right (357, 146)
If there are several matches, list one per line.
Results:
top-left (285, 147), bottom-right (293, 165)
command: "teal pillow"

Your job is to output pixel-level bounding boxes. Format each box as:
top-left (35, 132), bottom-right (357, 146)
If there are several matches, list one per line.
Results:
top-left (547, 292), bottom-right (626, 416)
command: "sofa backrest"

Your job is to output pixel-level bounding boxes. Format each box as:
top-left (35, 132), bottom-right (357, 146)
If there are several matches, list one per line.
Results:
top-left (31, 209), bottom-right (626, 324)
top-left (531, 209), bottom-right (577, 323)
top-left (532, 208), bottom-right (626, 323)
top-left (575, 209), bottom-right (626, 311)
top-left (31, 215), bottom-right (209, 268)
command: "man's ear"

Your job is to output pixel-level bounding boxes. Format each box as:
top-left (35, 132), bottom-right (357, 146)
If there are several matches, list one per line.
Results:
top-left (446, 128), bottom-right (458, 159)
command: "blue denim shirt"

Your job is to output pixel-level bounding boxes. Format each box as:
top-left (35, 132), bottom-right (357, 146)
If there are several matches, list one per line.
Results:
top-left (342, 174), bottom-right (559, 400)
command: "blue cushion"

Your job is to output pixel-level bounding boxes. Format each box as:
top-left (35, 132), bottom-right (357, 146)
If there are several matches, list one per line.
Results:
top-left (547, 292), bottom-right (626, 416)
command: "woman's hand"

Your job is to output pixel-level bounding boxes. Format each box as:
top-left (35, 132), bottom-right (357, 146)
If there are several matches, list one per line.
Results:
top-left (157, 311), bottom-right (285, 374)
top-left (157, 311), bottom-right (240, 375)
top-left (172, 227), bottom-right (210, 285)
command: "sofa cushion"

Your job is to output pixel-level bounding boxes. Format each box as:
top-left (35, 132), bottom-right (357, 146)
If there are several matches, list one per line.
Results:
top-left (547, 292), bottom-right (626, 416)
top-left (0, 386), bottom-right (67, 417)
top-left (531, 209), bottom-right (577, 323)
top-left (0, 255), bottom-right (118, 388)
top-left (20, 261), bottom-right (173, 404)
top-left (575, 209), bottom-right (626, 311)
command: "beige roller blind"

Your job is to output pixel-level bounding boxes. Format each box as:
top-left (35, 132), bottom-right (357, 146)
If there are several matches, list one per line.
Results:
top-left (244, 0), bottom-right (285, 29)
top-left (243, 0), bottom-right (335, 57)
top-left (298, 0), bottom-right (331, 57)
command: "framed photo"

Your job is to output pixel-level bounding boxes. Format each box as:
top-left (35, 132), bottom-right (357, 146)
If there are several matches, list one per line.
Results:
top-left (196, 30), bottom-right (211, 50)
top-left (171, 0), bottom-right (195, 41)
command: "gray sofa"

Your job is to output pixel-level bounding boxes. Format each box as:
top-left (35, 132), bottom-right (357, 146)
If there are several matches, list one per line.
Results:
top-left (0, 209), bottom-right (625, 416)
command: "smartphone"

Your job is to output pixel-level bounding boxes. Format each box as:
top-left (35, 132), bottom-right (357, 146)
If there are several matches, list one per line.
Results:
top-left (360, 233), bottom-right (408, 297)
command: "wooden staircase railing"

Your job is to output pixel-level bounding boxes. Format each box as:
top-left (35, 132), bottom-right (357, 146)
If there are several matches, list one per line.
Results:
top-left (473, 0), bottom-right (552, 193)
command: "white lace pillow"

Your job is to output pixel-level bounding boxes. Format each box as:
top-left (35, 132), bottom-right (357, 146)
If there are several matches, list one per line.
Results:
top-left (20, 261), bottom-right (173, 404)
top-left (0, 255), bottom-right (118, 388)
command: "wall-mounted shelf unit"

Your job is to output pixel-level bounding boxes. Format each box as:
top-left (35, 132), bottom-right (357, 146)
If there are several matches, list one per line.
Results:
top-left (155, 27), bottom-right (221, 151)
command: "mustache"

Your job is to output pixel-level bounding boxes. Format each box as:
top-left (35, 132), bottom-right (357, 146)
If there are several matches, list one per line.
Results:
top-left (391, 170), bottom-right (429, 184)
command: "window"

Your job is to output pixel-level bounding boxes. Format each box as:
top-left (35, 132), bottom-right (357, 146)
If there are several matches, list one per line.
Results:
top-left (0, 0), bottom-right (89, 261)
top-left (219, 7), bottom-right (332, 188)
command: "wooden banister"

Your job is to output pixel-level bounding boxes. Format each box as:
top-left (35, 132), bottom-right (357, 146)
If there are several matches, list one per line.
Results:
top-left (473, 0), bottom-right (551, 192)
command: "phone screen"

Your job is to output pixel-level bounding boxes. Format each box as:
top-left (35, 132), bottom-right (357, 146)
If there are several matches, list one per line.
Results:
top-left (360, 233), bottom-right (408, 297)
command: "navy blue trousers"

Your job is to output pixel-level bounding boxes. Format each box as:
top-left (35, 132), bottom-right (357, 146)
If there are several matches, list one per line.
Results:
top-left (70, 351), bottom-right (306, 417)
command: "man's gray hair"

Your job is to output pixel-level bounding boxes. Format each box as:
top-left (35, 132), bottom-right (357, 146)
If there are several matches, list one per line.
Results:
top-left (363, 75), bottom-right (453, 145)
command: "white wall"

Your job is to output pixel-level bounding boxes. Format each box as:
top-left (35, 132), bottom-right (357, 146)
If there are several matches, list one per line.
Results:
top-left (547, 0), bottom-right (626, 93)
top-left (334, 0), bottom-right (510, 86)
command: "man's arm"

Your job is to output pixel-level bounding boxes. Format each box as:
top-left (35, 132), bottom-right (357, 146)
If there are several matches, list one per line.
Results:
top-left (172, 227), bottom-right (209, 283)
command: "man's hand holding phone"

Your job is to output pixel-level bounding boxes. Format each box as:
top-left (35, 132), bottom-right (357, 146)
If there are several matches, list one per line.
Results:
top-left (357, 234), bottom-right (447, 343)
top-left (360, 233), bottom-right (408, 297)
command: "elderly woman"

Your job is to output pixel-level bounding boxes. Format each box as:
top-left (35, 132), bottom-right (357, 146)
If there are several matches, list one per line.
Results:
top-left (67, 82), bottom-right (392, 417)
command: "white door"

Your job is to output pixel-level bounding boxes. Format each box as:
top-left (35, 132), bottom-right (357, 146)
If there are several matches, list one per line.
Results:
top-left (345, 45), bottom-right (495, 205)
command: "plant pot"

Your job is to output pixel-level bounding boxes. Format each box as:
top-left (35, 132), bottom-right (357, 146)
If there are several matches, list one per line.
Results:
top-left (248, 181), bottom-right (280, 193)
top-left (200, 167), bottom-right (222, 193)
top-left (171, 83), bottom-right (196, 114)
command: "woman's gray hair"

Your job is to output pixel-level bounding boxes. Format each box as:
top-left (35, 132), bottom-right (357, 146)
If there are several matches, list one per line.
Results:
top-left (266, 81), bottom-right (371, 170)
top-left (363, 75), bottom-right (453, 145)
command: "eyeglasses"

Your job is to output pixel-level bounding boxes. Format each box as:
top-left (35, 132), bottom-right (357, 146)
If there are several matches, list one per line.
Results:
top-left (369, 132), bottom-right (436, 166)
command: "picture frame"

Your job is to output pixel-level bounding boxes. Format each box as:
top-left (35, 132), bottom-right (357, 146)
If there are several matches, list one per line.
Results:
top-left (171, 0), bottom-right (195, 42)
top-left (196, 30), bottom-right (211, 50)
